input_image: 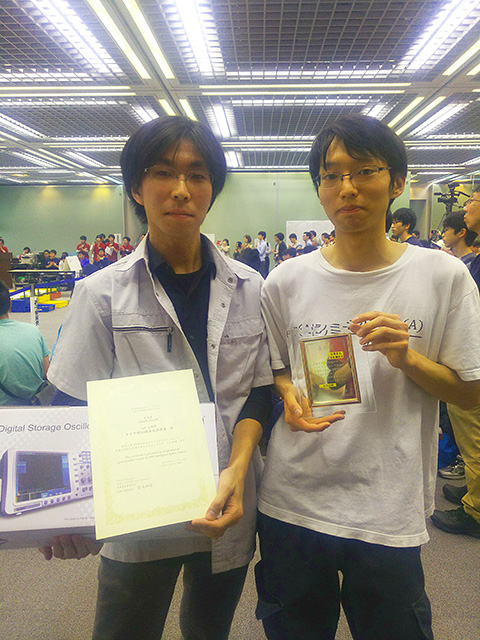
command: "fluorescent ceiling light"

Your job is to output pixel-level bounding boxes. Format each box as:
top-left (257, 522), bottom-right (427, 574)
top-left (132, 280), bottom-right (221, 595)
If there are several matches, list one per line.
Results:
top-left (410, 103), bottom-right (468, 135)
top-left (241, 165), bottom-right (309, 170)
top-left (230, 98), bottom-right (368, 107)
top-left (224, 151), bottom-right (244, 168)
top-left (171, 0), bottom-right (224, 77)
top-left (179, 99), bottom-right (197, 121)
top-left (395, 97), bottom-right (446, 135)
top-left (85, 0), bottom-right (151, 79)
top-left (446, 37), bottom-right (480, 75)
top-left (204, 90), bottom-right (403, 96)
top-left (201, 83), bottom-right (410, 89)
top-left (400, 0), bottom-right (480, 71)
top-left (11, 152), bottom-right (56, 167)
top-left (106, 176), bottom-right (124, 185)
top-left (26, 148), bottom-right (83, 169)
top-left (363, 104), bottom-right (386, 118)
top-left (209, 105), bottom-right (237, 138)
top-left (132, 105), bottom-right (158, 123)
top-left (0, 92), bottom-right (135, 98)
top-left (31, 0), bottom-right (123, 76)
top-left (465, 155), bottom-right (480, 165)
top-left (0, 114), bottom-right (44, 138)
top-left (388, 97), bottom-right (425, 128)
top-left (0, 86), bottom-right (131, 92)
top-left (65, 152), bottom-right (105, 167)
top-left (158, 99), bottom-right (176, 116)
top-left (121, 0), bottom-right (174, 79)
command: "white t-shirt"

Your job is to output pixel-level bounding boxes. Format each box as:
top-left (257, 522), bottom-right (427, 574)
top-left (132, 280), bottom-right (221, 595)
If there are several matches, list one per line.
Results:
top-left (260, 245), bottom-right (480, 547)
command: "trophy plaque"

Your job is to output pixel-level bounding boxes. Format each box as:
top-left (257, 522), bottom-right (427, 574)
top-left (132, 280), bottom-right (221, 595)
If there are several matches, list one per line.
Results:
top-left (300, 333), bottom-right (361, 407)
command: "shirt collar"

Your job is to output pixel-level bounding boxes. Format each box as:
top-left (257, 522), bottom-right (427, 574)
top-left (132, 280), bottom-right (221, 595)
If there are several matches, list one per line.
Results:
top-left (147, 235), bottom-right (216, 279)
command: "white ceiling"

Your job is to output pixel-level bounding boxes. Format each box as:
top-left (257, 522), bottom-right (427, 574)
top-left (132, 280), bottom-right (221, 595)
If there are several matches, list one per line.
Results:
top-left (1, 0), bottom-right (480, 186)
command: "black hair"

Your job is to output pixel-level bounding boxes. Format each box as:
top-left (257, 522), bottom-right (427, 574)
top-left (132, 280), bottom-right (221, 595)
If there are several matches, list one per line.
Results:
top-left (235, 241), bottom-right (242, 249)
top-left (121, 115), bottom-right (227, 224)
top-left (123, 236), bottom-right (131, 242)
top-left (321, 232), bottom-right (330, 239)
top-left (275, 232), bottom-right (284, 241)
top-left (303, 244), bottom-right (318, 254)
top-left (443, 211), bottom-right (477, 247)
top-left (23, 246), bottom-right (31, 252)
top-left (392, 208), bottom-right (417, 233)
top-left (80, 235), bottom-right (87, 241)
top-left (385, 209), bottom-right (393, 234)
top-left (289, 233), bottom-right (297, 240)
top-left (0, 279), bottom-right (10, 315)
top-left (284, 247), bottom-right (297, 258)
top-left (258, 231), bottom-right (266, 239)
top-left (244, 234), bottom-right (252, 243)
top-left (309, 115), bottom-right (407, 191)
top-left (50, 249), bottom-right (57, 255)
top-left (100, 234), bottom-right (106, 239)
top-left (223, 238), bottom-right (229, 244)
top-left (303, 231), bottom-right (312, 239)
top-left (108, 234), bottom-right (115, 239)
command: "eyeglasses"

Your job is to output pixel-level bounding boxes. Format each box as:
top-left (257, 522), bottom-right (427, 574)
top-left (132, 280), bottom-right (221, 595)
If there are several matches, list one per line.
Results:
top-left (464, 197), bottom-right (480, 207)
top-left (314, 165), bottom-right (391, 190)
top-left (144, 165), bottom-right (213, 187)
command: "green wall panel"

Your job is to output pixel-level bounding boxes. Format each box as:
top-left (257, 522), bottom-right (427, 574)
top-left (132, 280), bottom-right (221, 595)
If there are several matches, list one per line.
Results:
top-left (0, 185), bottom-right (123, 256)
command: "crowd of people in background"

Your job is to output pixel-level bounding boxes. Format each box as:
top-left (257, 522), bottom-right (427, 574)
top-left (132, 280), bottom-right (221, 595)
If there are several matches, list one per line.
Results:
top-left (3, 210), bottom-right (480, 281)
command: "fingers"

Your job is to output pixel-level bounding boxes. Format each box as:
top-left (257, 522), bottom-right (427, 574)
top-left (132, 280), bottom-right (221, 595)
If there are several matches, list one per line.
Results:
top-left (38, 546), bottom-right (53, 561)
top-left (350, 312), bottom-right (408, 347)
top-left (288, 411), bottom-right (345, 433)
top-left (45, 535), bottom-right (103, 560)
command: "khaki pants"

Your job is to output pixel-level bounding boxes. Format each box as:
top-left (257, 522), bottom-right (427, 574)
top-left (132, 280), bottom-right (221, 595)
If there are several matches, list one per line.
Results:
top-left (447, 402), bottom-right (480, 523)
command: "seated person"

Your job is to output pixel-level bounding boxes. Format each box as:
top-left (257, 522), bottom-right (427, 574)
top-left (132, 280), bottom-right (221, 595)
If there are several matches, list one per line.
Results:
top-left (45, 250), bottom-right (60, 269)
top-left (0, 238), bottom-right (9, 254)
top-left (96, 248), bottom-right (110, 268)
top-left (0, 280), bottom-right (50, 405)
top-left (77, 250), bottom-right (90, 269)
top-left (18, 247), bottom-right (33, 264)
top-left (38, 249), bottom-right (50, 268)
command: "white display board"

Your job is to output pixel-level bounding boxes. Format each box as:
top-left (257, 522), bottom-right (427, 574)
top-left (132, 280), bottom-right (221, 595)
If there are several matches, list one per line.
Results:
top-left (286, 220), bottom-right (334, 244)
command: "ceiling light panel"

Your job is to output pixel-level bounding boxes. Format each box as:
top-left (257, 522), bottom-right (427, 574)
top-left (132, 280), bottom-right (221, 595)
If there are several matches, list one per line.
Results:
top-left (398, 0), bottom-right (480, 72)
top-left (409, 103), bottom-right (469, 136)
top-left (0, 98), bottom-right (157, 138)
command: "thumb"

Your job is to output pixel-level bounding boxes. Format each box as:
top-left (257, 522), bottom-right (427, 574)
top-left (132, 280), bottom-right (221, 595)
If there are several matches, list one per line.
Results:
top-left (284, 389), bottom-right (302, 418)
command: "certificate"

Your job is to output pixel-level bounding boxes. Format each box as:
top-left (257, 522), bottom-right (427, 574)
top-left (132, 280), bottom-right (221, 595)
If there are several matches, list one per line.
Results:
top-left (87, 370), bottom-right (217, 541)
top-left (300, 334), bottom-right (361, 407)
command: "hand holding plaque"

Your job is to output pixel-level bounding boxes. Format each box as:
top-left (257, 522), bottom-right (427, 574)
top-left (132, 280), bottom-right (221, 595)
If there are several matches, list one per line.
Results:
top-left (300, 334), bottom-right (361, 407)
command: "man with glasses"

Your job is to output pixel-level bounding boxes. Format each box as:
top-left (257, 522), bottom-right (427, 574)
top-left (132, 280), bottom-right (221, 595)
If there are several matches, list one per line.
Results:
top-left (257, 115), bottom-right (480, 639)
top-left (431, 189), bottom-right (480, 539)
top-left (42, 116), bottom-right (273, 639)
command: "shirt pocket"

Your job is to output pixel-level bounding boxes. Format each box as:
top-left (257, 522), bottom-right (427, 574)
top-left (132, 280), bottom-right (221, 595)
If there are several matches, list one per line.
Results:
top-left (112, 325), bottom-right (174, 375)
top-left (219, 317), bottom-right (265, 393)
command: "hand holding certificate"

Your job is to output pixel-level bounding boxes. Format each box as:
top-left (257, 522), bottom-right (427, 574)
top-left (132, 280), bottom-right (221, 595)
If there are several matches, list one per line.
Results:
top-left (87, 370), bottom-right (217, 541)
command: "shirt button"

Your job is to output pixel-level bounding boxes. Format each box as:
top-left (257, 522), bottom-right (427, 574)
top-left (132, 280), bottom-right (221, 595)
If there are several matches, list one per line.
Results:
top-left (227, 277), bottom-right (234, 284)
top-left (221, 302), bottom-right (226, 308)
top-left (211, 343), bottom-right (216, 349)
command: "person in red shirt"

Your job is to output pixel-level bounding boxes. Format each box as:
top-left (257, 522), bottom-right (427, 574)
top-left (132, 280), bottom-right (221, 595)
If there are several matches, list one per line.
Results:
top-left (92, 235), bottom-right (105, 262)
top-left (0, 238), bottom-right (9, 254)
top-left (76, 235), bottom-right (90, 254)
top-left (105, 234), bottom-right (119, 262)
top-left (119, 236), bottom-right (134, 258)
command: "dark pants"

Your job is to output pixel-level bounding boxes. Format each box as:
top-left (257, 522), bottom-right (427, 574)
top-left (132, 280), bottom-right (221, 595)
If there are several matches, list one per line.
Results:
top-left (256, 513), bottom-right (433, 640)
top-left (92, 552), bottom-right (248, 640)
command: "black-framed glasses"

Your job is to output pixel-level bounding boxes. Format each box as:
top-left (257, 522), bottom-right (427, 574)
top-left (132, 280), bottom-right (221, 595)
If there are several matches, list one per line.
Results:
top-left (314, 165), bottom-right (391, 190)
top-left (464, 197), bottom-right (480, 207)
top-left (144, 165), bottom-right (214, 187)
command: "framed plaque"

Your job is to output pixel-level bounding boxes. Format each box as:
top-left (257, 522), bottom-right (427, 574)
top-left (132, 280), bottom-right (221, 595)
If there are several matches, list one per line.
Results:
top-left (300, 334), bottom-right (361, 407)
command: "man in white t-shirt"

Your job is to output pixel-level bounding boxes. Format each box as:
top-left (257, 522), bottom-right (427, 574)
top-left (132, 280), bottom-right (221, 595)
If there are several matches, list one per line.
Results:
top-left (257, 115), bottom-right (480, 640)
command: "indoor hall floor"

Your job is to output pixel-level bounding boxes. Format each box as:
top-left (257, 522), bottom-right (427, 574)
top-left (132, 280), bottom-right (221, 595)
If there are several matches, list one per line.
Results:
top-left (0, 304), bottom-right (479, 639)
